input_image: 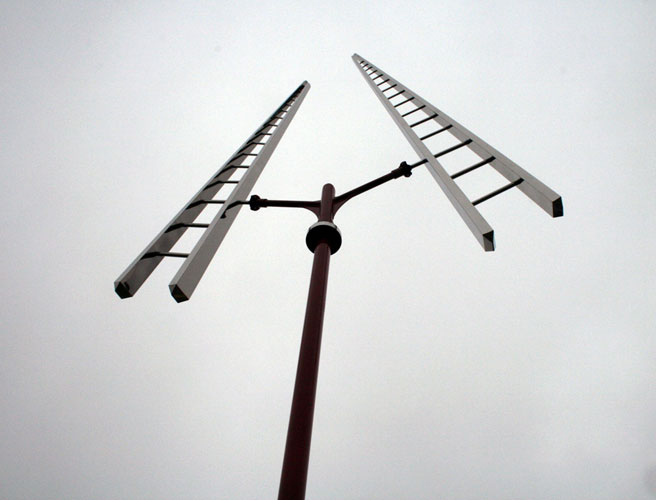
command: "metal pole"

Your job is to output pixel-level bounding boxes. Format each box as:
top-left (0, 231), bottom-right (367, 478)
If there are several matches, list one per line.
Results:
top-left (278, 184), bottom-right (337, 500)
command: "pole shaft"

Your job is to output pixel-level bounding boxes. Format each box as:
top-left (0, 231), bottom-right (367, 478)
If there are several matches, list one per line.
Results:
top-left (277, 184), bottom-right (335, 500)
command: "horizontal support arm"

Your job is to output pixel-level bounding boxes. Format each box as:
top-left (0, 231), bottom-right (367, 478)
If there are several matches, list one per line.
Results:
top-left (247, 161), bottom-right (416, 220)
top-left (248, 195), bottom-right (320, 215)
top-left (332, 161), bottom-right (413, 212)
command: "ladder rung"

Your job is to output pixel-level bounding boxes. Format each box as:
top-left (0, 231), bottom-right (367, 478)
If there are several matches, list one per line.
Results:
top-left (187, 199), bottom-right (227, 209)
top-left (233, 152), bottom-right (258, 159)
top-left (204, 178), bottom-right (239, 190)
top-left (387, 90), bottom-right (405, 100)
top-left (143, 251), bottom-right (189, 259)
top-left (408, 158), bottom-right (428, 168)
top-left (434, 139), bottom-right (473, 158)
top-left (472, 179), bottom-right (523, 206)
top-left (381, 84), bottom-right (397, 92)
top-left (420, 124), bottom-right (453, 141)
top-left (253, 133), bottom-right (273, 139)
top-left (372, 74), bottom-right (383, 81)
top-left (166, 222), bottom-right (210, 232)
top-left (401, 105), bottom-right (425, 117)
top-left (409, 113), bottom-right (438, 128)
top-left (237, 142), bottom-right (266, 154)
top-left (376, 78), bottom-right (390, 87)
top-left (220, 165), bottom-right (249, 174)
top-left (393, 97), bottom-right (415, 108)
top-left (210, 177), bottom-right (239, 183)
top-left (451, 156), bottom-right (495, 180)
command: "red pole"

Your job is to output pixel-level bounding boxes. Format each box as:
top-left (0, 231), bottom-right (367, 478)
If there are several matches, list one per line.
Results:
top-left (277, 184), bottom-right (337, 500)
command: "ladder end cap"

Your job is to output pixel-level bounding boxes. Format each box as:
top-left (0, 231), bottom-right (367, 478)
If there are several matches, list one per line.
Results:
top-left (552, 197), bottom-right (564, 217)
top-left (482, 231), bottom-right (495, 252)
top-left (114, 281), bottom-right (133, 299)
top-left (169, 284), bottom-right (190, 303)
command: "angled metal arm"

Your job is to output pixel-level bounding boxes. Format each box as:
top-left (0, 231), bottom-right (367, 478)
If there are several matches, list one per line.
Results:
top-left (248, 195), bottom-right (320, 215)
top-left (246, 161), bottom-right (415, 219)
top-left (353, 54), bottom-right (563, 251)
top-left (332, 161), bottom-right (413, 211)
top-left (115, 81), bottom-right (310, 301)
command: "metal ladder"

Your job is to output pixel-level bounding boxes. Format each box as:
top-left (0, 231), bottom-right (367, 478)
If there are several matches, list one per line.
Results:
top-left (115, 81), bottom-right (311, 302)
top-left (353, 54), bottom-right (562, 251)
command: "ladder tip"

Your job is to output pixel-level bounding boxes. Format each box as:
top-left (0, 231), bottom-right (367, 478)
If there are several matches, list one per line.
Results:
top-left (552, 197), bottom-right (564, 217)
top-left (114, 281), bottom-right (133, 299)
top-left (483, 231), bottom-right (495, 252)
top-left (169, 284), bottom-right (190, 303)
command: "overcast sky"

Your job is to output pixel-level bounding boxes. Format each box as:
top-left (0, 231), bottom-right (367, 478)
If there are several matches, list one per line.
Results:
top-left (2, 1), bottom-right (656, 499)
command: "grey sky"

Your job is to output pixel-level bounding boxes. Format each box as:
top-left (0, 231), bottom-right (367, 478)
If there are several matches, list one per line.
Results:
top-left (2, 0), bottom-right (655, 498)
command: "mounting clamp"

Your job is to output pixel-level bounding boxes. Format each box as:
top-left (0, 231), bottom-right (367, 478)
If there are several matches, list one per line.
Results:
top-left (306, 221), bottom-right (342, 254)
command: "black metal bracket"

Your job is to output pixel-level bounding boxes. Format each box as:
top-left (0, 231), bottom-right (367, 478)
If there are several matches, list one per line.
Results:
top-left (245, 160), bottom-right (417, 221)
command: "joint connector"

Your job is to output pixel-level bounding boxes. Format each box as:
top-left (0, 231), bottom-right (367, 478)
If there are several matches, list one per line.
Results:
top-left (306, 221), bottom-right (342, 254)
top-left (249, 195), bottom-right (266, 211)
top-left (394, 161), bottom-right (413, 178)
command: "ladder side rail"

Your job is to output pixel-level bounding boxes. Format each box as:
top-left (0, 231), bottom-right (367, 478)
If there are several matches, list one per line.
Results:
top-left (114, 159), bottom-right (246, 299)
top-left (169, 81), bottom-right (311, 302)
top-left (352, 55), bottom-right (494, 251)
top-left (391, 86), bottom-right (562, 217)
top-left (416, 104), bottom-right (562, 217)
top-left (114, 82), bottom-right (309, 299)
top-left (354, 54), bottom-right (562, 218)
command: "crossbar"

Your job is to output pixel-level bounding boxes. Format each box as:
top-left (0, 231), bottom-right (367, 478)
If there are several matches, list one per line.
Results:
top-left (472, 179), bottom-right (524, 206)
